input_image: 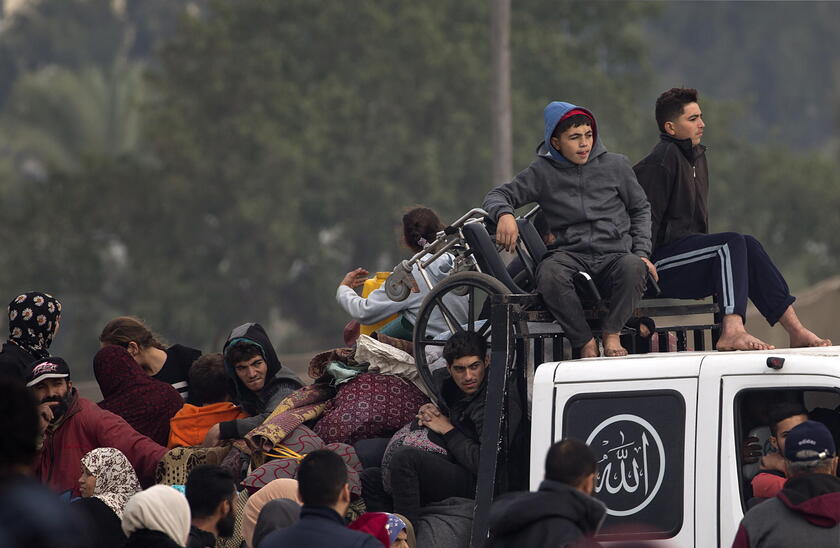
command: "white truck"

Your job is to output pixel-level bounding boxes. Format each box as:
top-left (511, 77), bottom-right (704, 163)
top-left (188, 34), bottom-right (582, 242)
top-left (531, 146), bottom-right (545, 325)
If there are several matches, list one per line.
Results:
top-left (530, 346), bottom-right (840, 547)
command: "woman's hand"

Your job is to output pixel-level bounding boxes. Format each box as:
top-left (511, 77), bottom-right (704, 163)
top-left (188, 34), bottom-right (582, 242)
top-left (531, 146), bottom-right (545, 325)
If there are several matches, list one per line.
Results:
top-left (340, 267), bottom-right (370, 289)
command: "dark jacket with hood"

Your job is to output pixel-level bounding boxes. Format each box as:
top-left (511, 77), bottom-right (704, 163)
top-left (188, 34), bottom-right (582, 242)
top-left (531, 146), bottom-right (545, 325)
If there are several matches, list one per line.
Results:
top-left (218, 323), bottom-right (303, 440)
top-left (486, 479), bottom-right (606, 547)
top-left (0, 341), bottom-right (38, 381)
top-left (733, 473), bottom-right (840, 548)
top-left (429, 368), bottom-right (523, 476)
top-left (483, 101), bottom-right (651, 258)
top-left (633, 133), bottom-right (709, 252)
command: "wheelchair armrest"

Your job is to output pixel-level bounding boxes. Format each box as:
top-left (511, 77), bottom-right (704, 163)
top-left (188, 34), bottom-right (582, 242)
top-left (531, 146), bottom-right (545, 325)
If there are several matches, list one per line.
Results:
top-left (646, 271), bottom-right (662, 297)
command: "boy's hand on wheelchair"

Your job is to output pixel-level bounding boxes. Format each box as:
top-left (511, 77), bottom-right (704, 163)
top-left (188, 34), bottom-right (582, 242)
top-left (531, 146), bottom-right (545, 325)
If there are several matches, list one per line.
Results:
top-left (641, 257), bottom-right (659, 282)
top-left (340, 267), bottom-right (370, 289)
top-left (496, 213), bottom-right (519, 252)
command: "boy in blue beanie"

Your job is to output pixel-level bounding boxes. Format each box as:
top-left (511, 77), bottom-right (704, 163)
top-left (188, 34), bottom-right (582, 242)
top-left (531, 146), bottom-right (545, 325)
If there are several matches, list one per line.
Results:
top-left (483, 102), bottom-right (654, 358)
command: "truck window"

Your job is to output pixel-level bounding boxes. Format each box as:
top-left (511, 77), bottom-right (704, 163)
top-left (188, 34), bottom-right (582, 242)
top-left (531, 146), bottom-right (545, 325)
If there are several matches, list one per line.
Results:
top-left (735, 388), bottom-right (840, 511)
top-left (562, 390), bottom-right (685, 540)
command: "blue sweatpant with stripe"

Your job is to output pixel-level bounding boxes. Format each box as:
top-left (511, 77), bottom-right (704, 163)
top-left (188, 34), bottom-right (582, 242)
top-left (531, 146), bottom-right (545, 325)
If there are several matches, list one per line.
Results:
top-left (652, 232), bottom-right (795, 325)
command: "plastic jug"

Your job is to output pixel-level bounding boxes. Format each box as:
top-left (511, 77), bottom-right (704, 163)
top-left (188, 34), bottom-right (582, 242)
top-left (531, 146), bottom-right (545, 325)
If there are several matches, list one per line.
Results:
top-left (360, 272), bottom-right (398, 336)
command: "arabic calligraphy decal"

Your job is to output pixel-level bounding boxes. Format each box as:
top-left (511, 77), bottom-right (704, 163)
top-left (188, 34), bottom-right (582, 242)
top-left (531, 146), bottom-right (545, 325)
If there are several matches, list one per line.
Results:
top-left (586, 413), bottom-right (666, 517)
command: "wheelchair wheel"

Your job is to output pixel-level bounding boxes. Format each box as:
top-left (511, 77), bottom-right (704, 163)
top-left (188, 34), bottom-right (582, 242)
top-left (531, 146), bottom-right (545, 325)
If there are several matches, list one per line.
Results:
top-left (412, 271), bottom-right (527, 404)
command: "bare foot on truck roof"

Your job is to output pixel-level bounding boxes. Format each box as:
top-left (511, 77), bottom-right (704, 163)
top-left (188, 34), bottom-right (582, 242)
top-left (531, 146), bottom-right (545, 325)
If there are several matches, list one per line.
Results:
top-left (602, 333), bottom-right (629, 357)
top-left (788, 329), bottom-right (831, 348)
top-left (715, 331), bottom-right (775, 351)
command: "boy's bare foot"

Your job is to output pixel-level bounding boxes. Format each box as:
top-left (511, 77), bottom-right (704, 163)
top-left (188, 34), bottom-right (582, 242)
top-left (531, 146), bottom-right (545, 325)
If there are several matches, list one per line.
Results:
top-left (579, 338), bottom-right (599, 358)
top-left (602, 333), bottom-right (629, 357)
top-left (789, 328), bottom-right (831, 348)
top-left (715, 331), bottom-right (775, 351)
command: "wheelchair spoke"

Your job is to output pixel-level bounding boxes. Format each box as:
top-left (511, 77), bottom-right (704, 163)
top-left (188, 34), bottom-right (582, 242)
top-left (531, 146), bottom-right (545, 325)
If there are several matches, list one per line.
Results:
top-left (468, 286), bottom-right (475, 330)
top-left (435, 295), bottom-right (465, 334)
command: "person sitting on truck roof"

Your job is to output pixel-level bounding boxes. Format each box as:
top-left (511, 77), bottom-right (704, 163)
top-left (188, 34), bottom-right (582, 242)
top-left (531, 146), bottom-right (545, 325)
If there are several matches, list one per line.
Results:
top-left (485, 438), bottom-right (606, 547)
top-left (750, 402), bottom-right (808, 501)
top-left (733, 420), bottom-right (840, 548)
top-left (633, 87), bottom-right (830, 352)
top-left (483, 101), bottom-right (653, 358)
top-left (388, 331), bottom-right (512, 525)
top-left (337, 206), bottom-right (467, 341)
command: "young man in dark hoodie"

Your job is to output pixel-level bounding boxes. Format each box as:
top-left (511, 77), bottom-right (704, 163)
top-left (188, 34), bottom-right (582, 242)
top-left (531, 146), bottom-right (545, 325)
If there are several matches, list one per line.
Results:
top-left (733, 420), bottom-right (840, 547)
top-left (486, 439), bottom-right (606, 547)
top-left (483, 101), bottom-right (653, 358)
top-left (387, 331), bottom-right (520, 525)
top-left (634, 87), bottom-right (829, 352)
top-left (202, 323), bottom-right (303, 445)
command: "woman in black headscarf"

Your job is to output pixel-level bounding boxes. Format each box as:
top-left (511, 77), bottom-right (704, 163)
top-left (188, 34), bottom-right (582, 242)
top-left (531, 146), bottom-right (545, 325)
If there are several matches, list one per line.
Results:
top-left (0, 292), bottom-right (62, 381)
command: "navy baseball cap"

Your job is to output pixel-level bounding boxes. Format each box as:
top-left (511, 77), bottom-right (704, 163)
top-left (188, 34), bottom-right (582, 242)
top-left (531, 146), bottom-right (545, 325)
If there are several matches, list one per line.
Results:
top-left (784, 420), bottom-right (837, 463)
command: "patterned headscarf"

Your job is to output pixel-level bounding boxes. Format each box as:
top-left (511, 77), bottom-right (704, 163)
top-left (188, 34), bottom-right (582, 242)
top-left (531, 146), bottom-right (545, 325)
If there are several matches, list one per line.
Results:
top-left (80, 447), bottom-right (141, 518)
top-left (7, 292), bottom-right (61, 359)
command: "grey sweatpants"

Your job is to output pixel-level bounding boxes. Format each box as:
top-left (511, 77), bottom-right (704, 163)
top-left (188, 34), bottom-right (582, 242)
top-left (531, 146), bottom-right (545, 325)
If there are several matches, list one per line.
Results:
top-left (536, 250), bottom-right (647, 348)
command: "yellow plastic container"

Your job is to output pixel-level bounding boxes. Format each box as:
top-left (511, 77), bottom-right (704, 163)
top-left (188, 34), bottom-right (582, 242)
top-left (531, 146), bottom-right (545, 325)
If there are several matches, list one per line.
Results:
top-left (360, 272), bottom-right (398, 335)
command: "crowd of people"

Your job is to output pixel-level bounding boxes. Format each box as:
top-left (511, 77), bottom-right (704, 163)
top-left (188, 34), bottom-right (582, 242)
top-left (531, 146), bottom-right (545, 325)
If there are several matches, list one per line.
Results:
top-left (1, 85), bottom-right (838, 548)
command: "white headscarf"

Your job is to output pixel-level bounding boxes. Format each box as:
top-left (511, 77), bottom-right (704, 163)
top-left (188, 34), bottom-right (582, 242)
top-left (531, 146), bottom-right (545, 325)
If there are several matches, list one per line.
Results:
top-left (81, 447), bottom-right (141, 518)
top-left (121, 485), bottom-right (191, 547)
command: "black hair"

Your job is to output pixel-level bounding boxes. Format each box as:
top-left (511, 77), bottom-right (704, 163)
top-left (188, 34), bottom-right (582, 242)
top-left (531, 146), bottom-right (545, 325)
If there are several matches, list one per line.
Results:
top-left (402, 207), bottom-right (443, 253)
top-left (544, 439), bottom-right (597, 486)
top-left (225, 340), bottom-right (263, 367)
top-left (0, 376), bottom-right (39, 475)
top-left (297, 449), bottom-right (348, 507)
top-left (551, 114), bottom-right (592, 140)
top-left (188, 353), bottom-right (229, 406)
top-left (768, 402), bottom-right (808, 436)
top-left (185, 464), bottom-right (236, 518)
top-left (442, 331), bottom-right (487, 367)
top-left (655, 87), bottom-right (699, 133)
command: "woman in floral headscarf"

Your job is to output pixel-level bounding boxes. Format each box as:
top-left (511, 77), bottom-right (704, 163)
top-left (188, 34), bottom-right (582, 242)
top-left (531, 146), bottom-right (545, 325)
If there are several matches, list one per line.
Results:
top-left (72, 447), bottom-right (142, 548)
top-left (0, 291), bottom-right (62, 381)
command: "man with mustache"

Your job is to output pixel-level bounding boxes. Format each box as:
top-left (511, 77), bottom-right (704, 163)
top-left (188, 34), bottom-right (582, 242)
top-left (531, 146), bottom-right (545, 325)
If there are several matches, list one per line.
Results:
top-left (27, 357), bottom-right (167, 495)
top-left (185, 465), bottom-right (237, 548)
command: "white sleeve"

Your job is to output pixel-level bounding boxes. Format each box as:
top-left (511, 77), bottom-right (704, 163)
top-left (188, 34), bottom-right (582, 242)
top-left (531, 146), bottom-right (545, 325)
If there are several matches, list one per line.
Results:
top-left (336, 284), bottom-right (422, 324)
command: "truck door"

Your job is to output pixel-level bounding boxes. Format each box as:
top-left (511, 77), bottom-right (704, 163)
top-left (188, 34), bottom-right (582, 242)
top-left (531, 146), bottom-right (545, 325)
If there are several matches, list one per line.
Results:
top-left (713, 363), bottom-right (840, 547)
top-left (553, 377), bottom-right (698, 546)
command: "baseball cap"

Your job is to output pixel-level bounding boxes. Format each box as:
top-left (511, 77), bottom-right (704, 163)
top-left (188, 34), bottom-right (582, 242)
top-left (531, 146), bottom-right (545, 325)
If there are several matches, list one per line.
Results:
top-left (784, 420), bottom-right (837, 463)
top-left (25, 357), bottom-right (71, 388)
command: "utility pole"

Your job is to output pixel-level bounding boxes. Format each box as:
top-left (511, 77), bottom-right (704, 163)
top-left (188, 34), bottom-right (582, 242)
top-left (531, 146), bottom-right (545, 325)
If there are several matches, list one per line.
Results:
top-left (490, 0), bottom-right (512, 187)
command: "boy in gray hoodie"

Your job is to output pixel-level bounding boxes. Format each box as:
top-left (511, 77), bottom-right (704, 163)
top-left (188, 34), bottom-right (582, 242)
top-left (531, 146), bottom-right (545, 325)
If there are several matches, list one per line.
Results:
top-left (483, 102), bottom-right (654, 357)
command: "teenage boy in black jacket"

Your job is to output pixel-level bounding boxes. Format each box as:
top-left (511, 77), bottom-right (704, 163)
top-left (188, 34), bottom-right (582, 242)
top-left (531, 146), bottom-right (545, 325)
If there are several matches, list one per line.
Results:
top-left (634, 88), bottom-right (829, 351)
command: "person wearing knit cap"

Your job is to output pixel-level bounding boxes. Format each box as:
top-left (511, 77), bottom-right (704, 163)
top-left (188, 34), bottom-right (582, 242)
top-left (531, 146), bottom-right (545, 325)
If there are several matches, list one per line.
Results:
top-left (634, 87), bottom-right (829, 352)
top-left (483, 101), bottom-right (652, 358)
top-left (732, 420), bottom-right (840, 547)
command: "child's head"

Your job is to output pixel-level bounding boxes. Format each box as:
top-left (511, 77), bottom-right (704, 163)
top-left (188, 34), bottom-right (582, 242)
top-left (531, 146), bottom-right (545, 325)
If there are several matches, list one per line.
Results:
top-left (188, 353), bottom-right (230, 406)
top-left (550, 113), bottom-right (594, 165)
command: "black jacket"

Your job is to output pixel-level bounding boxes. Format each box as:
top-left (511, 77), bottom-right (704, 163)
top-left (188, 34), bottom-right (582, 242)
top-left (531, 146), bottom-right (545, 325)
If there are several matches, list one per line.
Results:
top-left (633, 134), bottom-right (709, 251)
top-left (186, 525), bottom-right (216, 548)
top-left (258, 506), bottom-right (381, 548)
top-left (123, 529), bottom-right (182, 548)
top-left (0, 341), bottom-right (39, 381)
top-left (486, 479), bottom-right (606, 548)
top-left (218, 323), bottom-right (304, 439)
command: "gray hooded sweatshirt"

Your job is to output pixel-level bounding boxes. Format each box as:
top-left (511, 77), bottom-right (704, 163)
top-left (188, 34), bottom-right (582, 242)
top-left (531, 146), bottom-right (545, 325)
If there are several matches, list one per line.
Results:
top-left (483, 101), bottom-right (651, 258)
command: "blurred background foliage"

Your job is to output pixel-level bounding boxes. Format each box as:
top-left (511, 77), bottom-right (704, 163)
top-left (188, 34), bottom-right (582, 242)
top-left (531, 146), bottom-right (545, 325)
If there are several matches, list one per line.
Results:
top-left (1, 0), bottom-right (839, 377)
